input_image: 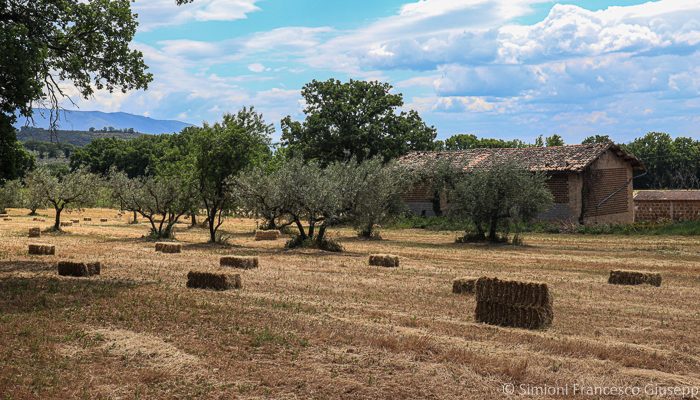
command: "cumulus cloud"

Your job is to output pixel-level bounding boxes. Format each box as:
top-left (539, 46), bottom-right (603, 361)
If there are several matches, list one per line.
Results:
top-left (134, 0), bottom-right (261, 30)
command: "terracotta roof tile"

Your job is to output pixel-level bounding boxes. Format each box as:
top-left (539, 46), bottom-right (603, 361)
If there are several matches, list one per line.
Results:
top-left (399, 143), bottom-right (644, 173)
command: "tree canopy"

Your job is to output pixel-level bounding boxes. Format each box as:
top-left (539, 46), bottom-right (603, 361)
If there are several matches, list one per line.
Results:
top-left (281, 79), bottom-right (437, 164)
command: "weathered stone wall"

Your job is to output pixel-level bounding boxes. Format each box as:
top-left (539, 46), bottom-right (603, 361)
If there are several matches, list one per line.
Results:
top-left (635, 200), bottom-right (700, 222)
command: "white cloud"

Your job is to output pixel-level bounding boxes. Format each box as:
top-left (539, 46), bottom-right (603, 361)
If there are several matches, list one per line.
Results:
top-left (248, 63), bottom-right (267, 73)
top-left (134, 0), bottom-right (260, 30)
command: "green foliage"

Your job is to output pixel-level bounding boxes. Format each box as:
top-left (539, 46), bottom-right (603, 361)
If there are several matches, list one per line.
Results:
top-left (0, 179), bottom-right (23, 213)
top-left (23, 140), bottom-right (76, 159)
top-left (17, 126), bottom-right (143, 147)
top-left (447, 161), bottom-right (554, 243)
top-left (281, 79), bottom-right (436, 164)
top-left (581, 135), bottom-right (612, 144)
top-left (285, 235), bottom-right (344, 253)
top-left (347, 158), bottom-right (412, 239)
top-left (25, 167), bottom-right (99, 230)
top-left (1, 0), bottom-right (152, 128)
top-left (623, 132), bottom-right (700, 189)
top-left (183, 107), bottom-right (273, 242)
top-left (234, 167), bottom-right (288, 230)
top-left (0, 119), bottom-right (35, 183)
top-left (545, 134), bottom-right (565, 147)
top-left (443, 134), bottom-right (529, 150)
top-left (108, 168), bottom-right (196, 239)
top-left (70, 135), bottom-right (170, 177)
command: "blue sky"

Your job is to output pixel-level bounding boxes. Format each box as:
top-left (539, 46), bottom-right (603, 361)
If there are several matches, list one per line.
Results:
top-left (71, 0), bottom-right (700, 143)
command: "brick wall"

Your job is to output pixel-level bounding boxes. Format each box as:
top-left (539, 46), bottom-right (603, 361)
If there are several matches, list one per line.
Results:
top-left (583, 167), bottom-right (630, 218)
top-left (546, 174), bottom-right (570, 204)
top-left (635, 200), bottom-right (700, 222)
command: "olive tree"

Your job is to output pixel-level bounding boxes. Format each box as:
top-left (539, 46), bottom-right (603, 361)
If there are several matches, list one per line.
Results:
top-left (447, 161), bottom-right (554, 243)
top-left (233, 167), bottom-right (288, 230)
top-left (0, 179), bottom-right (23, 213)
top-left (25, 167), bottom-right (98, 231)
top-left (108, 169), bottom-right (196, 239)
top-left (23, 181), bottom-right (48, 215)
top-left (347, 158), bottom-right (412, 239)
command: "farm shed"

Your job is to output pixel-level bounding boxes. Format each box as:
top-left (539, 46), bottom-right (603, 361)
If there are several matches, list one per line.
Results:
top-left (398, 143), bottom-right (644, 225)
top-left (634, 190), bottom-right (700, 222)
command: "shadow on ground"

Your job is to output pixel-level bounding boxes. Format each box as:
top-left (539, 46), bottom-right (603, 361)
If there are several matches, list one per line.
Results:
top-left (0, 276), bottom-right (140, 314)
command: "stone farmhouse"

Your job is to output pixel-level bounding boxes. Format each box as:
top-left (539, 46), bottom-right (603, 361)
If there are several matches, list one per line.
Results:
top-left (634, 190), bottom-right (700, 222)
top-left (398, 142), bottom-right (645, 224)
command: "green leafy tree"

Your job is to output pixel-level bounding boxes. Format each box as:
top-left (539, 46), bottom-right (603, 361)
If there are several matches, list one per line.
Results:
top-left (545, 134), bottom-right (565, 147)
top-left (447, 162), bottom-right (553, 243)
top-left (25, 167), bottom-right (98, 231)
top-left (233, 167), bottom-right (288, 230)
top-left (581, 135), bottom-right (612, 144)
top-left (70, 135), bottom-right (170, 177)
top-left (0, 179), bottom-right (22, 213)
top-left (275, 158), bottom-right (351, 251)
top-left (623, 132), bottom-right (700, 189)
top-left (281, 79), bottom-right (436, 164)
top-left (348, 158), bottom-right (411, 239)
top-left (0, 120), bottom-right (35, 182)
top-left (184, 108), bottom-right (273, 242)
top-left (443, 134), bottom-right (529, 150)
top-left (108, 168), bottom-right (196, 239)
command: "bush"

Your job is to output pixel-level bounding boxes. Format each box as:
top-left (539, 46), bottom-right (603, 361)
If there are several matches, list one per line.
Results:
top-left (285, 235), bottom-right (344, 253)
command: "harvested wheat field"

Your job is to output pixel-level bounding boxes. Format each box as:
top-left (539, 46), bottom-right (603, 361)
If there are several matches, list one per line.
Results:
top-left (1, 207), bottom-right (700, 399)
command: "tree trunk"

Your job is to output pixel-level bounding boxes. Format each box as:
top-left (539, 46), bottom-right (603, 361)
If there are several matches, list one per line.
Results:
top-left (132, 210), bottom-right (138, 224)
top-left (191, 213), bottom-right (197, 227)
top-left (54, 207), bottom-right (63, 231)
top-left (208, 207), bottom-right (217, 242)
top-left (488, 216), bottom-right (498, 242)
top-left (29, 208), bottom-right (37, 216)
top-left (316, 225), bottom-right (327, 243)
top-left (294, 218), bottom-right (307, 240)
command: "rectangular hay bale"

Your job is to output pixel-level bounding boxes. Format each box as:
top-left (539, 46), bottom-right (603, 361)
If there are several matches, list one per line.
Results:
top-left (28, 227), bottom-right (41, 238)
top-left (100, 218), bottom-right (108, 222)
top-left (220, 256), bottom-right (259, 269)
top-left (28, 244), bottom-right (56, 256)
top-left (83, 218), bottom-right (92, 221)
top-left (3, 218), bottom-right (12, 221)
top-left (452, 277), bottom-right (477, 294)
top-left (155, 242), bottom-right (182, 254)
top-left (474, 277), bottom-right (553, 330)
top-left (0, 213), bottom-right (8, 218)
top-left (187, 271), bottom-right (241, 290)
top-left (57, 261), bottom-right (101, 277)
top-left (71, 219), bottom-right (80, 224)
top-left (369, 254), bottom-right (400, 268)
top-left (255, 230), bottom-right (281, 241)
top-left (608, 270), bottom-right (661, 287)
top-left (60, 221), bottom-right (73, 227)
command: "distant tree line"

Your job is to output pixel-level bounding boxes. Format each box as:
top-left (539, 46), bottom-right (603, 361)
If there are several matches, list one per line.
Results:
top-left (23, 140), bottom-right (76, 160)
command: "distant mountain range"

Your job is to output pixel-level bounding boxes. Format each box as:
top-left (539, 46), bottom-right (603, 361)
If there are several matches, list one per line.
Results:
top-left (15, 109), bottom-right (193, 134)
